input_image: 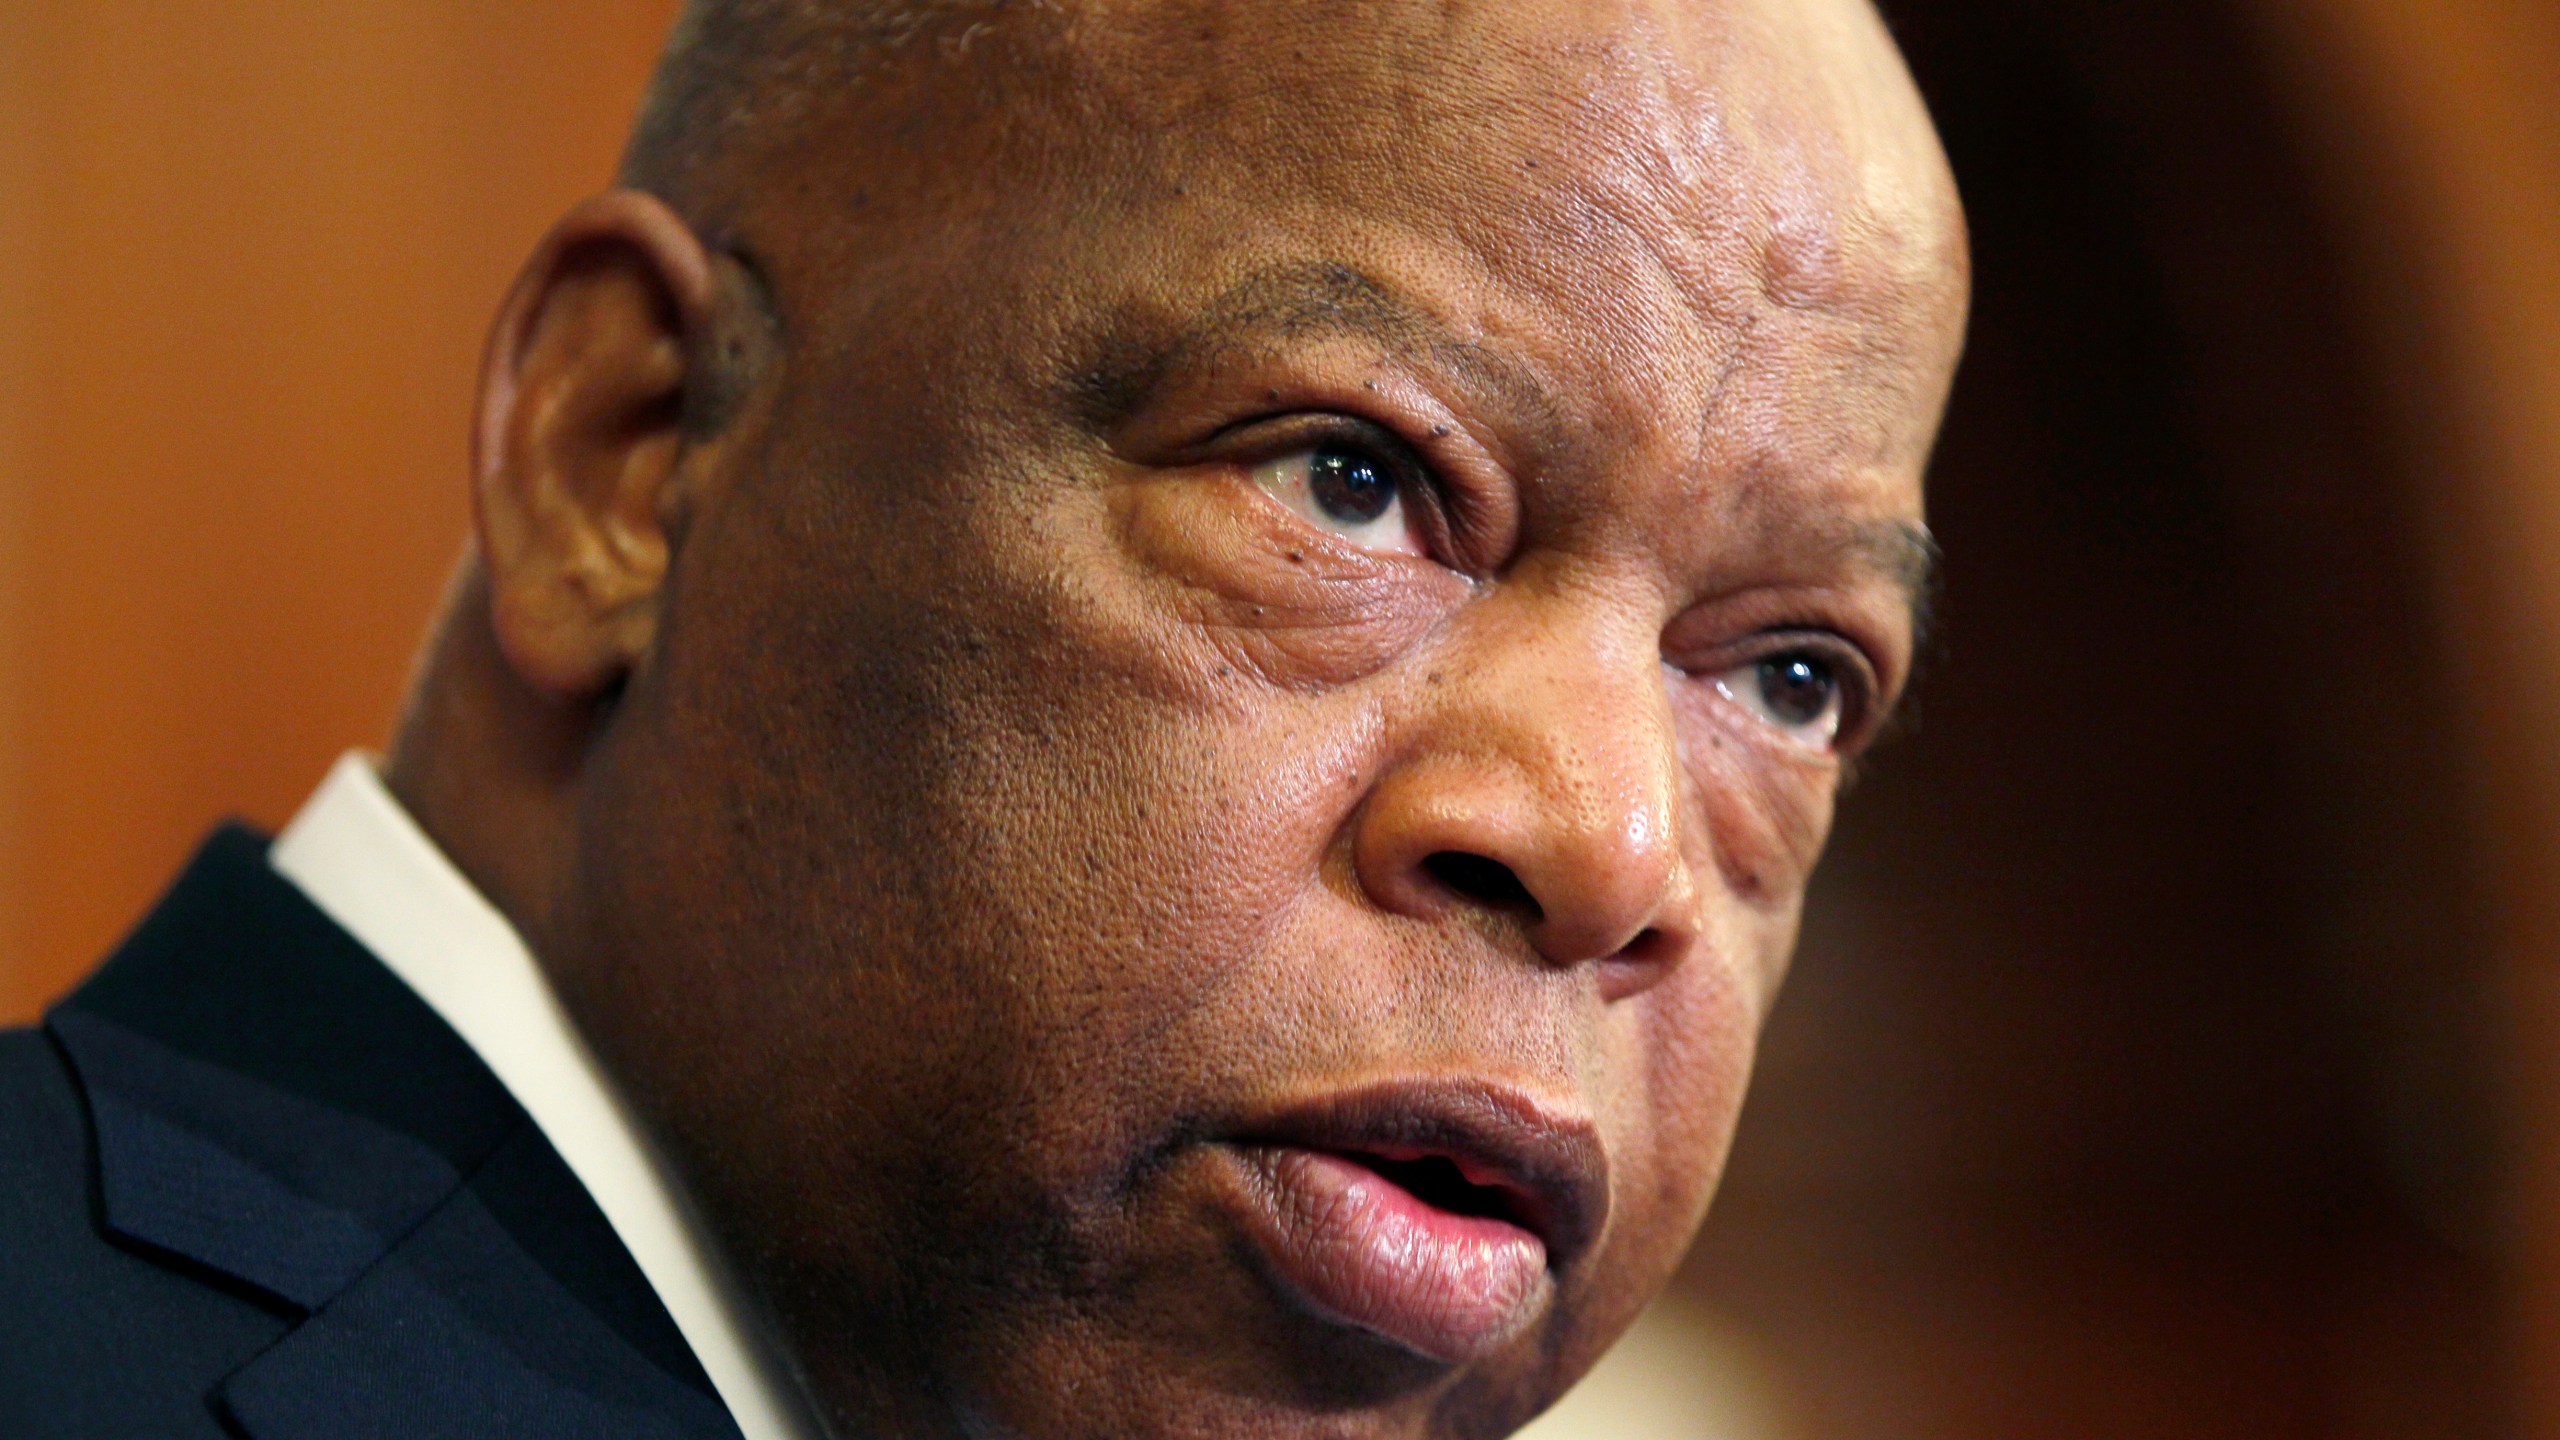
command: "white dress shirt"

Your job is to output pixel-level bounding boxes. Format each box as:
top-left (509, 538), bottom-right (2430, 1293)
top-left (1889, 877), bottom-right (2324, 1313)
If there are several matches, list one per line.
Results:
top-left (270, 752), bottom-right (823, 1440)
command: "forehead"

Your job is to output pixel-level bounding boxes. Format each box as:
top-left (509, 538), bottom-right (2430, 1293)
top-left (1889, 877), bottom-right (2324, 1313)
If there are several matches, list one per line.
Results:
top-left (747, 0), bottom-right (1965, 543)
top-left (1044, 4), bottom-right (1961, 479)
top-left (1056, 0), bottom-right (1966, 320)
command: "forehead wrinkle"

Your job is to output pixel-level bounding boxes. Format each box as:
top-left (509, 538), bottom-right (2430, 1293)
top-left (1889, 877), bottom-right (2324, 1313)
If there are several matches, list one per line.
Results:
top-left (1477, 3), bottom-right (1956, 418)
top-left (1684, 293), bottom-right (1944, 516)
top-left (1488, 130), bottom-right (1819, 489)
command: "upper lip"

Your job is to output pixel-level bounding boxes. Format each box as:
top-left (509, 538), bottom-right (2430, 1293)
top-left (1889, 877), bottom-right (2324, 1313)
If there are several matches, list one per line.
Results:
top-left (1232, 1078), bottom-right (1610, 1267)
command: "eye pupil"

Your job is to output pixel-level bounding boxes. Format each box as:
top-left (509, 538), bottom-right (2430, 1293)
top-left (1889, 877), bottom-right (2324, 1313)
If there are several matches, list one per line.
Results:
top-left (1307, 446), bottom-right (1394, 524)
top-left (1758, 653), bottom-right (1836, 726)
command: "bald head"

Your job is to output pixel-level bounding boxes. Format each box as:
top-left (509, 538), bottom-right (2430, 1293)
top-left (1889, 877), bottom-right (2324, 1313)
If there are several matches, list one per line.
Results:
top-left (623, 0), bottom-right (998, 205)
top-left (400, 2), bottom-right (1965, 1435)
top-left (610, 0), bottom-right (1964, 480)
top-left (624, 0), bottom-right (1960, 255)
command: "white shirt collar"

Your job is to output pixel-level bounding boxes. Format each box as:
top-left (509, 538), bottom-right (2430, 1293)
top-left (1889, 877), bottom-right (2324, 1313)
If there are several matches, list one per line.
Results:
top-left (270, 752), bottom-right (823, 1440)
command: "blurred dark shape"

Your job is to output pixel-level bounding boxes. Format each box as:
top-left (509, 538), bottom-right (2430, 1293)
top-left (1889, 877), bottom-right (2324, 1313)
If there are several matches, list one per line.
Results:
top-left (1677, 1), bottom-right (2516, 1435)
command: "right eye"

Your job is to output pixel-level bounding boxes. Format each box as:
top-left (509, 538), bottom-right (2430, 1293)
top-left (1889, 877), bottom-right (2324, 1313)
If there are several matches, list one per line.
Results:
top-left (1250, 443), bottom-right (1426, 557)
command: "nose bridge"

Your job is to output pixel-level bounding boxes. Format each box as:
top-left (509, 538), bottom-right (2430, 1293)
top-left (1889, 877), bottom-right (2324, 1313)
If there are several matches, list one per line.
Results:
top-left (1365, 593), bottom-right (1695, 969)
top-left (1501, 621), bottom-right (1688, 961)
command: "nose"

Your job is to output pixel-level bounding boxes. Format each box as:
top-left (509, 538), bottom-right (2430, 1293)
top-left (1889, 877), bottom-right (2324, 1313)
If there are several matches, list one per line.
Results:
top-left (1352, 637), bottom-right (1697, 990)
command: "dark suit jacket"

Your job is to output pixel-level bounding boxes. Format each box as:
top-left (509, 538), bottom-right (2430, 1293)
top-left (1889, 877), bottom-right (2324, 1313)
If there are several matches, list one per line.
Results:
top-left (0, 826), bottom-right (746, 1439)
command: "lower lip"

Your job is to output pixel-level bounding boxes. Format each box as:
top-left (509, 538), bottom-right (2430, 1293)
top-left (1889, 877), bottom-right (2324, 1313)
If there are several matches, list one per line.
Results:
top-left (1232, 1145), bottom-right (1549, 1365)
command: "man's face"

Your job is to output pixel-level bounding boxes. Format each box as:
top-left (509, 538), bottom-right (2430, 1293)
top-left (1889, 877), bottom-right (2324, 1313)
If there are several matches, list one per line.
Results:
top-left (554, 1), bottom-right (1965, 1435)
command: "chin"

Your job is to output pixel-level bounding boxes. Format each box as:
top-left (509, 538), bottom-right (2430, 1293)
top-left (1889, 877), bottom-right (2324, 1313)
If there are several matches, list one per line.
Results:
top-left (942, 1328), bottom-right (1568, 1440)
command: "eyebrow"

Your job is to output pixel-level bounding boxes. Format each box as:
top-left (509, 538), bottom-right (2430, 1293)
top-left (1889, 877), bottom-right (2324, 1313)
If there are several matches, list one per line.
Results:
top-left (1065, 260), bottom-right (1560, 435)
top-left (1069, 261), bottom-right (1942, 641)
top-left (1842, 518), bottom-right (1942, 650)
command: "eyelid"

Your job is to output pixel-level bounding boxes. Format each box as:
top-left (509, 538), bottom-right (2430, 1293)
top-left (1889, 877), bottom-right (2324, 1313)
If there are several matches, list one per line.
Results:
top-left (1212, 410), bottom-right (1414, 463)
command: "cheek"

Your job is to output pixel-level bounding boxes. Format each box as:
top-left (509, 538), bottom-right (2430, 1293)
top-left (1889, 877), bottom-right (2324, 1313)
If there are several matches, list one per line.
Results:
top-left (1574, 949), bottom-right (1765, 1344)
top-left (1667, 682), bottom-right (1841, 909)
top-left (1111, 473), bottom-right (1466, 688)
top-left (981, 704), bottom-right (1382, 1065)
top-left (819, 533), bottom-right (1418, 1172)
top-left (1625, 957), bottom-right (1764, 1206)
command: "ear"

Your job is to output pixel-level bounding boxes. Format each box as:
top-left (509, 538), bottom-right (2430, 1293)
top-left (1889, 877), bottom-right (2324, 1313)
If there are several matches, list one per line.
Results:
top-left (471, 190), bottom-right (722, 699)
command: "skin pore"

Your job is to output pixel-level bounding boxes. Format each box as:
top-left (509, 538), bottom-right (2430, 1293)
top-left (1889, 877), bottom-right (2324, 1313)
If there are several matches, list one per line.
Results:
top-left (384, 1), bottom-right (1968, 1437)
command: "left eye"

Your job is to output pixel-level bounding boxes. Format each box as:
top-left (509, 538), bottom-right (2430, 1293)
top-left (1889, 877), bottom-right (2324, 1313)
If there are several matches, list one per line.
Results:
top-left (1250, 444), bottom-right (1425, 556)
top-left (1714, 651), bottom-right (1847, 750)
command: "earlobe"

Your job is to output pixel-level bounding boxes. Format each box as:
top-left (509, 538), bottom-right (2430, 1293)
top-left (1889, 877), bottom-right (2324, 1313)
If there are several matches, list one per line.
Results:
top-left (472, 190), bottom-right (723, 700)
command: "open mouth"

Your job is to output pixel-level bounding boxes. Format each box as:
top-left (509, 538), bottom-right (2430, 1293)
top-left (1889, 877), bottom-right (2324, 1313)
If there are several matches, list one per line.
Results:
top-left (1320, 1145), bottom-right (1541, 1232)
top-left (1220, 1080), bottom-right (1609, 1365)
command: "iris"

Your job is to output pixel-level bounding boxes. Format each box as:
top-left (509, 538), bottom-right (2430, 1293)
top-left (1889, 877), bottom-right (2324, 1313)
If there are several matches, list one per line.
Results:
top-left (1757, 654), bottom-right (1837, 728)
top-left (1307, 447), bottom-right (1394, 524)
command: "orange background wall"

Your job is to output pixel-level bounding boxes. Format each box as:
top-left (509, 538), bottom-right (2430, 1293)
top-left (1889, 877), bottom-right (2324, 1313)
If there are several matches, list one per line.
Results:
top-left (0, 2), bottom-right (676, 1016)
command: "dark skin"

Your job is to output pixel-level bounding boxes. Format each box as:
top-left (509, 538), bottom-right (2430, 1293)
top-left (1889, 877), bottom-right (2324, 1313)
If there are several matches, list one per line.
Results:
top-left (386, 0), bottom-right (1967, 1435)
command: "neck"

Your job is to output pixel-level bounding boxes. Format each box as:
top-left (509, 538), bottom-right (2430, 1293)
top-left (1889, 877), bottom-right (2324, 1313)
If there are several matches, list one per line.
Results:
top-left (382, 556), bottom-right (602, 968)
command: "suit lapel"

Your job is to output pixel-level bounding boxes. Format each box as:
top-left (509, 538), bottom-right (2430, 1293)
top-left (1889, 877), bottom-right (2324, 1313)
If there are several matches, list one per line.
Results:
top-left (219, 1125), bottom-right (738, 1440)
top-left (48, 1004), bottom-right (466, 1311)
top-left (47, 827), bottom-right (741, 1440)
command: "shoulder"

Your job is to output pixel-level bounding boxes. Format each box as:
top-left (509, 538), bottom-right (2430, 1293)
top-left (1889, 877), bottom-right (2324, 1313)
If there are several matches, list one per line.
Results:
top-left (0, 1024), bottom-right (81, 1166)
top-left (0, 1024), bottom-right (289, 1438)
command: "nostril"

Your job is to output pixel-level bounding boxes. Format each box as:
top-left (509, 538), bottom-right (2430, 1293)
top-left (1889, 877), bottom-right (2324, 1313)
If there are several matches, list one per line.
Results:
top-left (1594, 925), bottom-right (1685, 1001)
top-left (1615, 926), bottom-right (1673, 966)
top-left (1423, 851), bottom-right (1543, 921)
